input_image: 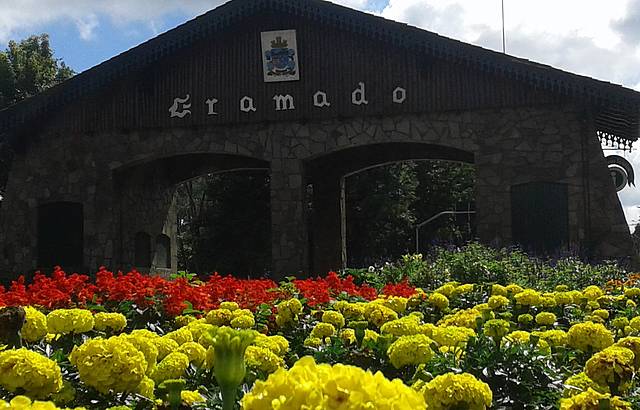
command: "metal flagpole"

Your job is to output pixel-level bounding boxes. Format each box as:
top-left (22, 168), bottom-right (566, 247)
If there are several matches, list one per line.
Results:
top-left (502, 0), bottom-right (506, 53)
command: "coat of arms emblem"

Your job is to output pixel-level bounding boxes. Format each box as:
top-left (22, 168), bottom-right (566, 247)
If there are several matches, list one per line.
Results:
top-left (261, 30), bottom-right (300, 82)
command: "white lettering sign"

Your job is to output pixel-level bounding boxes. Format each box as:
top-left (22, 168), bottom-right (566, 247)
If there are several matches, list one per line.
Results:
top-left (313, 91), bottom-right (331, 108)
top-left (169, 95), bottom-right (192, 118)
top-left (206, 98), bottom-right (219, 115)
top-left (240, 96), bottom-right (257, 113)
top-left (352, 82), bottom-right (368, 106)
top-left (393, 87), bottom-right (407, 104)
top-left (273, 94), bottom-right (295, 111)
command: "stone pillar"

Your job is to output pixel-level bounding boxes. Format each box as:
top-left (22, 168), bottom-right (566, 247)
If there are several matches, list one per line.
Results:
top-left (310, 176), bottom-right (345, 274)
top-left (270, 158), bottom-right (308, 279)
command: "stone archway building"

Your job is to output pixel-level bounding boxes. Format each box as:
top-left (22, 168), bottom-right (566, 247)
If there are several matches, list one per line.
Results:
top-left (0, 0), bottom-right (638, 279)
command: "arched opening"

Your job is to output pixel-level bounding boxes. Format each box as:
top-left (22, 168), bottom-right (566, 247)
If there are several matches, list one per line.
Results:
top-left (134, 232), bottom-right (151, 268)
top-left (113, 153), bottom-right (270, 276)
top-left (37, 201), bottom-right (84, 270)
top-left (175, 169), bottom-right (271, 277)
top-left (155, 234), bottom-right (171, 269)
top-left (344, 160), bottom-right (475, 267)
top-left (305, 143), bottom-right (475, 273)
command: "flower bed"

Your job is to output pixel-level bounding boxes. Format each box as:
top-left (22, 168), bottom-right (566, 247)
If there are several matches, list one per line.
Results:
top-left (0, 267), bottom-right (639, 409)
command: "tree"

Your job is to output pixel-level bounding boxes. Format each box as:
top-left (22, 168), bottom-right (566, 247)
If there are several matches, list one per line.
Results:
top-left (0, 34), bottom-right (74, 198)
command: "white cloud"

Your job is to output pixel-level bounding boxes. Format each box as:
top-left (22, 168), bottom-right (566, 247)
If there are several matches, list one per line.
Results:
top-left (0, 0), bottom-right (224, 43)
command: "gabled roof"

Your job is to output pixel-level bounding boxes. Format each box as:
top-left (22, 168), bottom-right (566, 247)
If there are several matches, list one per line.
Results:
top-left (1, 0), bottom-right (639, 143)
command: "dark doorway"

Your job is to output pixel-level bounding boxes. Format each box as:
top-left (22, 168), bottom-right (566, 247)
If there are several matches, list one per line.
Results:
top-left (37, 202), bottom-right (83, 269)
top-left (511, 182), bottom-right (569, 254)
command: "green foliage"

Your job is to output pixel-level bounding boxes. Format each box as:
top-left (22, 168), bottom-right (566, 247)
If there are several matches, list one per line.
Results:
top-left (176, 171), bottom-right (271, 277)
top-left (345, 243), bottom-right (630, 292)
top-left (0, 34), bottom-right (74, 196)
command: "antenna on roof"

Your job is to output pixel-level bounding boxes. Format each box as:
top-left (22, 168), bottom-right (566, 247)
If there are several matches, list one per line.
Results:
top-left (502, 0), bottom-right (506, 53)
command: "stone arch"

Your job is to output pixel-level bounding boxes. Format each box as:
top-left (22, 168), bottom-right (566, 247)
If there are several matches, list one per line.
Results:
top-left (112, 152), bottom-right (271, 271)
top-left (304, 140), bottom-right (475, 274)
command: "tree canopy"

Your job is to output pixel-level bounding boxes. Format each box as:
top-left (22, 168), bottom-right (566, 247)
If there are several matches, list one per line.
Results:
top-left (0, 34), bottom-right (74, 198)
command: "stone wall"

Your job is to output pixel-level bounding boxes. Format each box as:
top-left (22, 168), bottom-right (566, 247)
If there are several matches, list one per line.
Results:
top-left (0, 104), bottom-right (630, 279)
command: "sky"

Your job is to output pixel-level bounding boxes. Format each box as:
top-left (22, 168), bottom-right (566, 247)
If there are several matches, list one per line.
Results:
top-left (2, 0), bottom-right (640, 228)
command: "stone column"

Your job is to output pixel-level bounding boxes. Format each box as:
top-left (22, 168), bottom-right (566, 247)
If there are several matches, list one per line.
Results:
top-left (310, 175), bottom-right (345, 274)
top-left (270, 158), bottom-right (308, 279)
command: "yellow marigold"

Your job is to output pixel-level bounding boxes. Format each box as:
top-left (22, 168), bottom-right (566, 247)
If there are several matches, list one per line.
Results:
top-left (0, 396), bottom-right (85, 409)
top-left (245, 345), bottom-right (284, 374)
top-left (438, 308), bottom-right (482, 329)
top-left (151, 352), bottom-right (190, 383)
top-left (416, 372), bottom-right (492, 410)
top-left (585, 346), bottom-right (635, 387)
top-left (231, 308), bottom-right (253, 319)
top-left (310, 323), bottom-right (335, 338)
top-left (339, 328), bottom-right (356, 345)
top-left (241, 356), bottom-right (425, 409)
top-left (626, 299), bottom-right (636, 308)
top-left (491, 284), bottom-right (508, 297)
top-left (137, 376), bottom-right (155, 399)
top-left (253, 334), bottom-right (289, 357)
top-left (431, 326), bottom-right (476, 348)
top-left (116, 334), bottom-right (158, 373)
top-left (176, 341), bottom-right (206, 367)
top-left (364, 303), bottom-right (398, 327)
top-left (487, 295), bottom-right (509, 310)
top-left (555, 285), bottom-right (569, 292)
top-left (612, 317), bottom-right (629, 329)
top-left (230, 315), bottom-right (255, 329)
top-left (0, 348), bottom-right (62, 398)
top-left (334, 302), bottom-right (365, 320)
top-left (534, 330), bottom-right (568, 347)
top-left (277, 299), bottom-right (303, 317)
top-left (219, 301), bottom-right (239, 311)
top-left (505, 284), bottom-right (524, 294)
top-left (567, 322), bottom-right (614, 352)
top-left (435, 283), bottom-right (456, 297)
top-left (181, 390), bottom-right (205, 406)
top-left (535, 312), bottom-right (557, 326)
top-left (428, 293), bottom-right (450, 310)
top-left (153, 337), bottom-right (179, 361)
top-left (163, 328), bottom-right (193, 346)
top-left (583, 285), bottom-right (604, 301)
top-left (206, 309), bottom-right (233, 326)
top-left (321, 311), bottom-right (345, 329)
top-left (381, 296), bottom-right (408, 314)
top-left (387, 334), bottom-right (435, 368)
top-left (554, 292), bottom-right (574, 305)
top-left (452, 284), bottom-right (474, 296)
top-left (303, 337), bottom-right (323, 348)
top-left (46, 309), bottom-right (94, 335)
top-left (186, 322), bottom-right (216, 342)
top-left (559, 388), bottom-right (631, 410)
top-left (563, 372), bottom-right (608, 398)
top-left (380, 315), bottom-right (421, 337)
top-left (93, 312), bottom-right (126, 332)
top-left (483, 319), bottom-right (511, 339)
top-left (630, 316), bottom-right (640, 331)
top-left (69, 337), bottom-right (146, 394)
top-left (592, 309), bottom-right (609, 320)
top-left (624, 287), bottom-right (640, 299)
top-left (514, 289), bottom-right (542, 306)
top-left (615, 336), bottom-right (640, 368)
top-left (22, 307), bottom-right (48, 343)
